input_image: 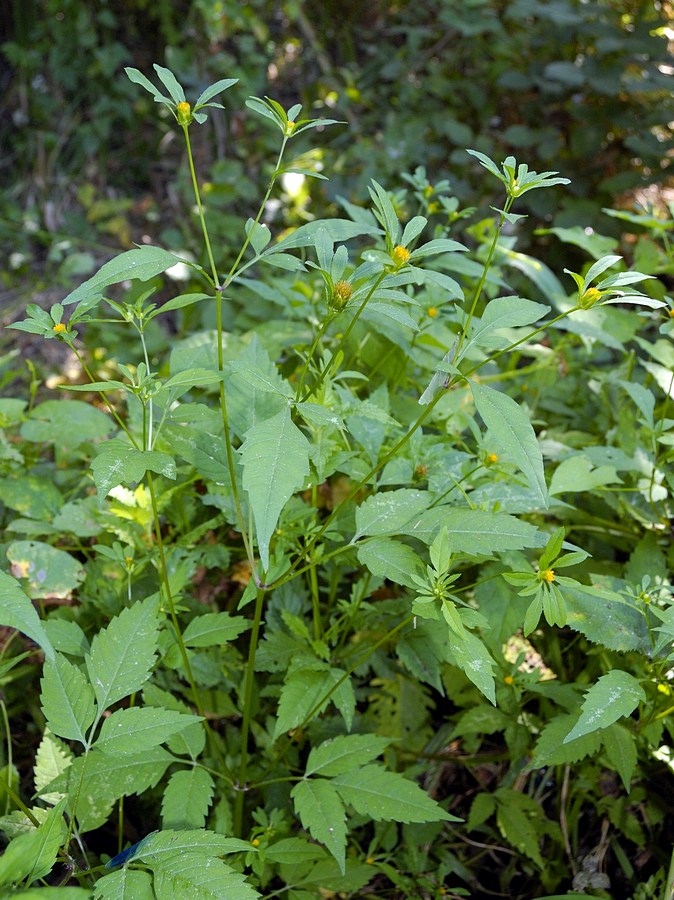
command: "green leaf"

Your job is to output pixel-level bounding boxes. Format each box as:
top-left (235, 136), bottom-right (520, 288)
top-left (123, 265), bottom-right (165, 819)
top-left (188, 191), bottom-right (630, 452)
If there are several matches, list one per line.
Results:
top-left (56, 748), bottom-right (172, 833)
top-left (0, 799), bottom-right (66, 887)
top-left (332, 765), bottom-right (458, 823)
top-left (563, 671), bottom-right (646, 743)
top-left (273, 663), bottom-right (354, 740)
top-left (135, 829), bottom-right (248, 863)
top-left (602, 723), bottom-right (637, 791)
top-left (0, 571), bottom-right (55, 661)
top-left (357, 537), bottom-right (425, 589)
top-left (291, 779), bottom-right (347, 874)
top-left (564, 580), bottom-right (652, 652)
top-left (401, 507), bottom-right (542, 554)
top-left (463, 295), bottom-right (549, 355)
top-left (529, 713), bottom-right (602, 769)
top-left (368, 180), bottom-right (401, 245)
top-left (450, 630), bottom-right (496, 704)
top-left (467, 792), bottom-right (497, 831)
top-left (0, 473), bottom-right (62, 519)
top-left (62, 247), bottom-right (182, 307)
top-left (151, 853), bottom-right (261, 900)
top-left (143, 684), bottom-right (206, 759)
top-left (125, 67), bottom-right (170, 102)
top-left (95, 707), bottom-right (202, 756)
top-left (34, 730), bottom-right (73, 804)
top-left (353, 489), bottom-right (430, 540)
top-left (495, 790), bottom-right (544, 867)
top-left (194, 78), bottom-right (238, 108)
top-left (261, 219), bottom-right (381, 257)
top-left (152, 63), bottom-right (185, 103)
top-left (7, 541), bottom-right (84, 599)
top-left (239, 408), bottom-right (310, 570)
top-left (161, 768), bottom-right (214, 830)
top-left (182, 612), bottom-right (251, 647)
top-left (549, 455), bottom-right (620, 496)
top-left (86, 596), bottom-right (160, 710)
top-left (470, 381), bottom-right (548, 507)
top-left (305, 734), bottom-right (391, 777)
top-left (20, 400), bottom-right (114, 449)
top-left (94, 868), bottom-right (154, 900)
top-left (41, 655), bottom-right (96, 745)
top-left (91, 447), bottom-right (176, 501)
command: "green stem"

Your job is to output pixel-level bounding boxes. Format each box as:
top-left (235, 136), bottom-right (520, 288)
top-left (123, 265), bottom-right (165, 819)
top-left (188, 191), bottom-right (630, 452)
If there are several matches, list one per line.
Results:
top-left (234, 585), bottom-right (266, 837)
top-left (182, 124), bottom-right (219, 285)
top-left (69, 345), bottom-right (138, 448)
top-left (301, 271), bottom-right (388, 403)
top-left (454, 201), bottom-right (512, 360)
top-left (294, 313), bottom-right (334, 402)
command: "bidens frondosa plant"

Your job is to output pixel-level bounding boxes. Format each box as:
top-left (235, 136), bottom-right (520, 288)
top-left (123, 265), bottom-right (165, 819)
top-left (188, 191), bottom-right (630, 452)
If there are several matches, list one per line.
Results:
top-left (2, 62), bottom-right (672, 899)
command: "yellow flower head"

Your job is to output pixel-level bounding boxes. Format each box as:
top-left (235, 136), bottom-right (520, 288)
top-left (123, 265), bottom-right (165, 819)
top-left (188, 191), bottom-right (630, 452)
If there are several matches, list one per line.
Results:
top-left (330, 280), bottom-right (353, 311)
top-left (427, 306), bottom-right (438, 318)
top-left (579, 286), bottom-right (602, 309)
top-left (176, 101), bottom-right (192, 126)
top-left (540, 568), bottom-right (555, 583)
top-left (486, 452), bottom-right (499, 465)
top-left (504, 675), bottom-right (514, 685)
top-left (391, 245), bottom-right (411, 268)
top-left (52, 323), bottom-right (67, 333)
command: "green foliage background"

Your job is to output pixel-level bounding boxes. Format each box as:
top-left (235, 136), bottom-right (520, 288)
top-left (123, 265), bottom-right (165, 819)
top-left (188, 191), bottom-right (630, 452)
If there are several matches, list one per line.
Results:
top-left (1, 3), bottom-right (674, 899)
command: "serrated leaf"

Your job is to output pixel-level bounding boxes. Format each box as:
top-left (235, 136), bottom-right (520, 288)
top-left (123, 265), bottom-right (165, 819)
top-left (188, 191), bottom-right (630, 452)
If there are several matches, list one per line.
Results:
top-left (41, 655), bottom-right (96, 745)
top-left (21, 400), bottom-right (114, 450)
top-left (529, 714), bottom-right (602, 769)
top-left (86, 596), bottom-right (160, 710)
top-left (354, 489), bottom-right (430, 540)
top-left (564, 670), bottom-right (645, 743)
top-left (274, 665), bottom-right (353, 740)
top-left (357, 537), bottom-right (424, 589)
top-left (450, 630), bottom-right (496, 704)
top-left (305, 734), bottom-right (391, 777)
top-left (467, 792), bottom-right (497, 831)
top-left (62, 247), bottom-right (182, 307)
top-left (470, 381), bottom-right (548, 506)
top-left (291, 779), bottom-right (347, 873)
top-left (135, 829), bottom-right (249, 862)
top-left (94, 868), bottom-right (154, 900)
top-left (143, 684), bottom-right (206, 759)
top-left (495, 790), bottom-right (544, 867)
top-left (182, 612), bottom-right (251, 647)
top-left (161, 768), bottom-right (214, 829)
top-left (34, 731), bottom-right (73, 804)
top-left (239, 408), bottom-right (310, 570)
top-left (95, 707), bottom-right (202, 756)
top-left (0, 571), bottom-right (55, 660)
top-left (401, 506), bottom-right (541, 554)
top-left (264, 837), bottom-right (326, 865)
top-left (332, 765), bottom-right (458, 823)
top-left (151, 853), bottom-right (261, 900)
top-left (602, 723), bottom-right (637, 791)
top-left (91, 447), bottom-right (176, 501)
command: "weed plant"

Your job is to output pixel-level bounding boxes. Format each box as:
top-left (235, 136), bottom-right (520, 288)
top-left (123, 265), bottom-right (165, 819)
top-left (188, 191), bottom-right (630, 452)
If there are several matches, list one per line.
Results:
top-left (1, 65), bottom-right (673, 899)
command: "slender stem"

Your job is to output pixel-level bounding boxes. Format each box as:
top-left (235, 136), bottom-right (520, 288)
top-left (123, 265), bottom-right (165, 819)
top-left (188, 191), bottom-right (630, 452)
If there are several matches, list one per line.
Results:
top-left (234, 585), bottom-right (266, 836)
top-left (294, 313), bottom-right (334, 402)
top-left (69, 344), bottom-right (139, 448)
top-left (454, 201), bottom-right (512, 360)
top-left (301, 271), bottom-right (388, 403)
top-left (182, 124), bottom-right (219, 285)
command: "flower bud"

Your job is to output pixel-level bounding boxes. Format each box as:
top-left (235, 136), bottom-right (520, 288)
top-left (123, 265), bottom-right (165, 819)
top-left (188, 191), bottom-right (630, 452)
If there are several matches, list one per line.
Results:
top-left (391, 245), bottom-right (411, 268)
top-left (52, 323), bottom-right (67, 334)
top-left (539, 568), bottom-right (555, 583)
top-left (579, 287), bottom-right (602, 309)
top-left (329, 280), bottom-right (353, 312)
top-left (176, 101), bottom-right (192, 126)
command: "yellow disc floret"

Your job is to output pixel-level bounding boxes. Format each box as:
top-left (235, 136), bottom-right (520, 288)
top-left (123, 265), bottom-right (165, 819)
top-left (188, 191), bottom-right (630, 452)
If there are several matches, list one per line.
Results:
top-left (539, 568), bottom-right (555, 583)
top-left (176, 101), bottom-right (192, 126)
top-left (579, 287), bottom-right (602, 309)
top-left (52, 323), bottom-right (67, 333)
top-left (330, 280), bottom-right (353, 311)
top-left (391, 245), bottom-right (411, 268)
